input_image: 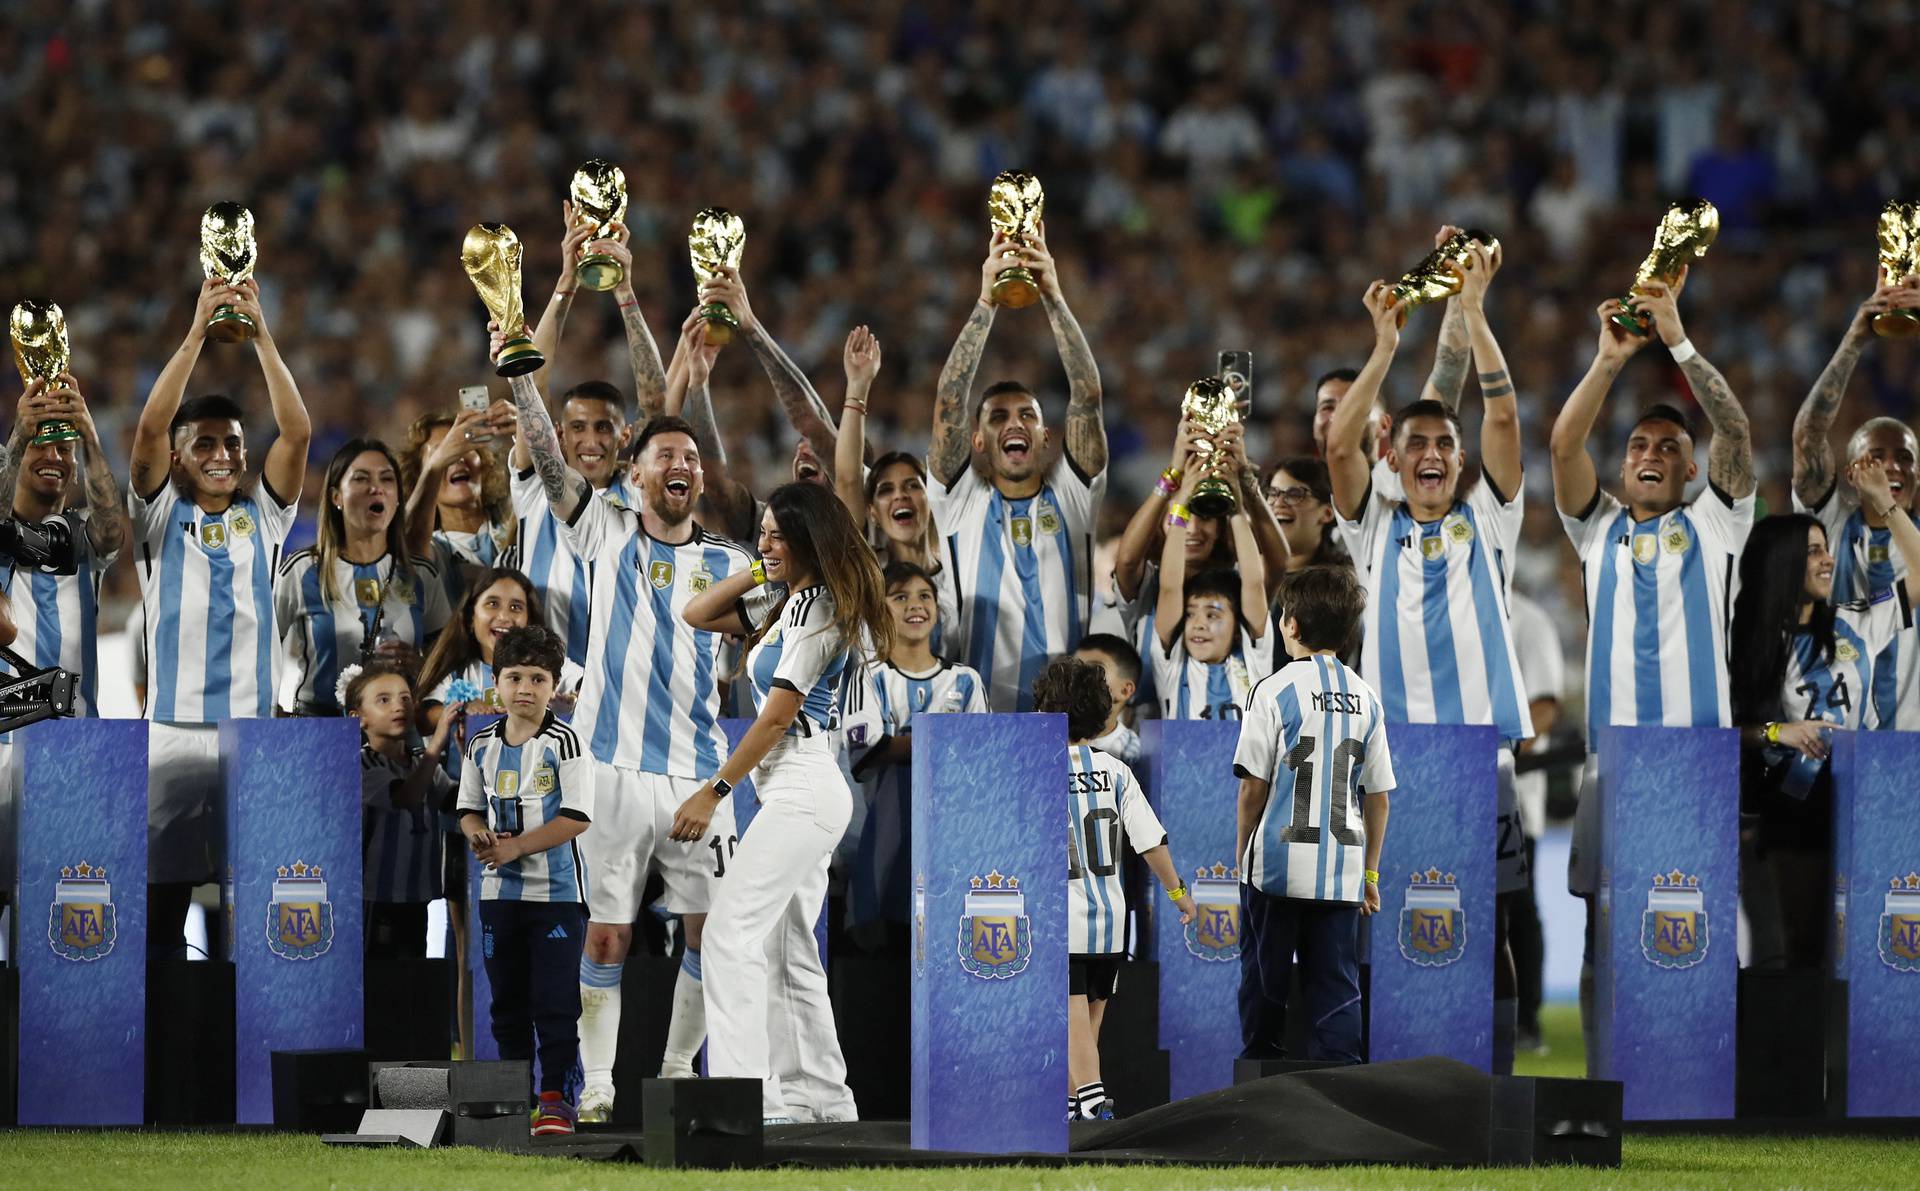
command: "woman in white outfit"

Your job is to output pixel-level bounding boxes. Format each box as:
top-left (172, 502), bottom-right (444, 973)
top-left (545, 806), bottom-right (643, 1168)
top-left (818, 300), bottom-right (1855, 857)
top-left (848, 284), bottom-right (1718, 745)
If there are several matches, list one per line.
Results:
top-left (672, 481), bottom-right (893, 1124)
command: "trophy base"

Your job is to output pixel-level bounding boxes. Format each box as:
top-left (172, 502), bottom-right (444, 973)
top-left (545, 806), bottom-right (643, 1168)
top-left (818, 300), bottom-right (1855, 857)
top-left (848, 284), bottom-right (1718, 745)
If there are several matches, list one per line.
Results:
top-left (1189, 479), bottom-right (1238, 520)
top-left (991, 268), bottom-right (1040, 309)
top-left (1609, 298), bottom-right (1652, 338)
top-left (1872, 309), bottom-right (1920, 338)
top-left (205, 307), bottom-right (257, 343)
top-left (700, 302), bottom-right (740, 346)
top-left (576, 254), bottom-right (625, 293)
top-left (493, 336), bottom-right (546, 378)
top-left (30, 419), bottom-right (80, 446)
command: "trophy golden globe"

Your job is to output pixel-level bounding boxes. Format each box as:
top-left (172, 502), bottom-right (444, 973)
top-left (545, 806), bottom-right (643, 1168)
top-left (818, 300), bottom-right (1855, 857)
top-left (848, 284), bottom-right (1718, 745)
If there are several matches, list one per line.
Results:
top-left (689, 208), bottom-right (746, 345)
top-left (987, 171), bottom-right (1045, 308)
top-left (460, 223), bottom-right (545, 377)
top-left (1387, 228), bottom-right (1498, 326)
top-left (1180, 376), bottom-right (1240, 517)
top-left (1872, 200), bottom-right (1920, 338)
top-left (9, 301), bottom-right (80, 445)
top-left (200, 202), bottom-right (258, 343)
top-left (570, 159), bottom-right (628, 292)
top-left (1611, 199), bottom-right (1720, 336)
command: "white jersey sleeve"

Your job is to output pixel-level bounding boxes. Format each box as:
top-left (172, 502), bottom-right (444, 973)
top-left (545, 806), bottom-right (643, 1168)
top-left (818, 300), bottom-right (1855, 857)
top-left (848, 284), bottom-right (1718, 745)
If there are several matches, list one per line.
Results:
top-left (772, 589), bottom-right (845, 699)
top-left (1114, 760), bottom-right (1167, 853)
top-left (558, 736), bottom-right (595, 823)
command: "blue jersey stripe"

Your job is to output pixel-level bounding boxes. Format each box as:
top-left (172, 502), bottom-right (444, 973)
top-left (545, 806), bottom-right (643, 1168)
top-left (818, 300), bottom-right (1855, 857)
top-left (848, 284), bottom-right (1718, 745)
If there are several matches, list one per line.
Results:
top-left (1675, 512), bottom-right (1720, 727)
top-left (1873, 634), bottom-right (1900, 730)
top-left (1376, 508), bottom-right (1411, 721)
top-left (493, 741), bottom-right (526, 900)
top-left (77, 556), bottom-right (99, 714)
top-left (1419, 523), bottom-right (1465, 723)
top-left (1463, 508), bottom-right (1524, 740)
top-left (248, 505), bottom-right (275, 716)
top-left (1047, 492), bottom-right (1082, 648)
top-left (1588, 510), bottom-right (1628, 742)
top-left (1627, 525), bottom-right (1664, 726)
top-left (1312, 656), bottom-right (1334, 900)
top-left (29, 570), bottom-right (60, 672)
top-left (589, 543), bottom-right (642, 763)
top-left (964, 499), bottom-right (1007, 704)
top-left (155, 517), bottom-right (186, 720)
top-left (541, 790), bottom-right (579, 902)
top-left (1008, 497), bottom-right (1050, 714)
top-left (302, 564), bottom-right (337, 712)
top-left (1834, 514), bottom-right (1862, 603)
top-left (1330, 659), bottom-right (1352, 896)
top-left (203, 534), bottom-right (236, 721)
top-left (638, 540), bottom-right (679, 773)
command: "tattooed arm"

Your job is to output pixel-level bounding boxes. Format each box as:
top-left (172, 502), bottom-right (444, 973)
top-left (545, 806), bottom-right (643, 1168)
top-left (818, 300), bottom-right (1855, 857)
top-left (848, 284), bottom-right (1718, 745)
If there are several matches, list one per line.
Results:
top-left (1028, 225), bottom-right (1106, 477)
top-left (1630, 276), bottom-right (1753, 498)
top-left (495, 324), bottom-right (587, 521)
top-left (608, 235), bottom-right (667, 421)
top-left (1455, 243), bottom-right (1520, 500)
top-left (695, 265), bottom-right (837, 473)
top-left (63, 379), bottom-right (126, 558)
top-left (1792, 279), bottom-right (1914, 508)
top-left (933, 277), bottom-right (998, 487)
top-left (1419, 227), bottom-right (1472, 411)
top-left (672, 309), bottom-right (757, 542)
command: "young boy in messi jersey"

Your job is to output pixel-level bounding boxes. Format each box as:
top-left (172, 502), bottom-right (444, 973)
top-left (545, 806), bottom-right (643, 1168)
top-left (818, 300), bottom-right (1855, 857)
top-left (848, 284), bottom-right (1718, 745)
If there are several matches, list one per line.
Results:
top-left (457, 625), bottom-right (593, 1137)
top-left (1233, 566), bottom-right (1393, 1065)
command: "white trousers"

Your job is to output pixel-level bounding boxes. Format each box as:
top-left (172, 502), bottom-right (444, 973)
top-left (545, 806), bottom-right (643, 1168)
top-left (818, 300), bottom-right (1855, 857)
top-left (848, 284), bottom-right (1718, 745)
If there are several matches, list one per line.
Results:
top-left (703, 747), bottom-right (857, 1121)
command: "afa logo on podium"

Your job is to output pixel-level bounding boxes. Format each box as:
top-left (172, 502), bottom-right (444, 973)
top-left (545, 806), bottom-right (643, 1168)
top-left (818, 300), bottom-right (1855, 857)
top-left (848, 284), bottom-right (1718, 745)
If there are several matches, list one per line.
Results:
top-left (1880, 872), bottom-right (1920, 973)
top-left (1183, 864), bottom-right (1241, 962)
top-left (1642, 870), bottom-right (1708, 969)
top-left (1400, 868), bottom-right (1466, 967)
top-left (48, 862), bottom-right (117, 962)
top-left (958, 870), bottom-right (1030, 979)
top-left (267, 860), bottom-right (334, 961)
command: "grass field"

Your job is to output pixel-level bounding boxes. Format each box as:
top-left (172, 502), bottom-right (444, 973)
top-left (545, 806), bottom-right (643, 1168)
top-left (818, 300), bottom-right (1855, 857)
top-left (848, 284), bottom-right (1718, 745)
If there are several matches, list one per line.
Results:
top-left (11, 1006), bottom-right (1908, 1189)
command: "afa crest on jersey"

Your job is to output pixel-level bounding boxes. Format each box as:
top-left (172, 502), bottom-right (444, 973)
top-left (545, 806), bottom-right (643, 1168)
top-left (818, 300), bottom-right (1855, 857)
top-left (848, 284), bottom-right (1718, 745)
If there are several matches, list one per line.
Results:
top-left (1399, 868), bottom-right (1466, 967)
top-left (266, 860), bottom-right (334, 961)
top-left (48, 862), bottom-right (117, 962)
top-left (1642, 870), bottom-right (1708, 969)
top-left (230, 509), bottom-right (256, 538)
top-left (1183, 864), bottom-right (1241, 962)
top-left (957, 871), bottom-right (1030, 979)
top-left (1879, 873), bottom-right (1920, 973)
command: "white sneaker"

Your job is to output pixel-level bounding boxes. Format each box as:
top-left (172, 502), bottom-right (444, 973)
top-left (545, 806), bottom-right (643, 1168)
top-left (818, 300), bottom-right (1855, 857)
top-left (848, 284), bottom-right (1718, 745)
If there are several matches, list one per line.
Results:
top-left (577, 1084), bottom-right (614, 1124)
top-left (658, 1061), bottom-right (698, 1080)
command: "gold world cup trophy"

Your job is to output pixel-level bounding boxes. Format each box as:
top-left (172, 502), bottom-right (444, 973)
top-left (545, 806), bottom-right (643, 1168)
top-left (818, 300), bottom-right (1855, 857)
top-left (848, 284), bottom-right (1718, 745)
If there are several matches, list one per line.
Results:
top-left (460, 223), bottom-right (546, 377)
top-left (9, 300), bottom-right (80, 445)
top-left (570, 159), bottom-right (629, 292)
top-left (200, 202), bottom-right (259, 342)
top-left (987, 171), bottom-right (1045, 308)
top-left (1611, 199), bottom-right (1720, 336)
top-left (689, 208), bottom-right (747, 344)
top-left (1872, 200), bottom-right (1920, 338)
top-left (1180, 376), bottom-right (1240, 517)
top-left (1387, 228), bottom-right (1498, 326)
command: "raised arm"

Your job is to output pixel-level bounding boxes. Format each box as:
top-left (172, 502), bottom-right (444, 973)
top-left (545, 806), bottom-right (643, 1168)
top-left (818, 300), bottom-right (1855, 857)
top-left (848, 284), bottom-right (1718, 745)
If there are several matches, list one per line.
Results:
top-left (697, 264), bottom-right (838, 475)
top-left (1027, 223), bottom-right (1106, 478)
top-left (1155, 459), bottom-right (1202, 650)
top-left (62, 376), bottom-right (126, 558)
top-left (1115, 418), bottom-right (1196, 604)
top-left (1455, 243), bottom-right (1521, 500)
top-left (529, 202), bottom-right (594, 393)
top-left (681, 558), bottom-right (758, 637)
top-left (1220, 421), bottom-right (1289, 603)
top-left (671, 308), bottom-right (757, 543)
top-left (1420, 226), bottom-right (1471, 411)
top-left (493, 322), bottom-right (588, 523)
top-left (835, 326), bottom-right (882, 526)
top-left (1228, 504), bottom-right (1269, 639)
top-left (1793, 275), bottom-right (1918, 508)
top-left (404, 404), bottom-right (512, 558)
top-left (605, 228), bottom-right (666, 421)
top-left (1549, 300), bottom-right (1648, 515)
top-left (1630, 272), bottom-right (1753, 499)
top-left (1854, 456), bottom-right (1920, 582)
top-left (222, 279), bottom-right (311, 503)
top-left (0, 380), bottom-right (50, 514)
top-left (1327, 282), bottom-right (1403, 520)
top-left (931, 239), bottom-right (1008, 486)
top-left (131, 279), bottom-right (232, 498)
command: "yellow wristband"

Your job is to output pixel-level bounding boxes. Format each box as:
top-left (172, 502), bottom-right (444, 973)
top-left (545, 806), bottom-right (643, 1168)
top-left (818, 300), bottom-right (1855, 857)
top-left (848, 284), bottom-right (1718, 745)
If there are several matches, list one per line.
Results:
top-left (1365, 870), bottom-right (1380, 885)
top-left (750, 559), bottom-right (768, 586)
top-left (1764, 721), bottom-right (1781, 745)
top-left (1167, 884), bottom-right (1188, 901)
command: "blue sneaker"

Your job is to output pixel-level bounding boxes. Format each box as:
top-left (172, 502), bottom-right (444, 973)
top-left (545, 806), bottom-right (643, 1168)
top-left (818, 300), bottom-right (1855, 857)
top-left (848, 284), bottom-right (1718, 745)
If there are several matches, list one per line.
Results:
top-left (1094, 1102), bottom-right (1116, 1121)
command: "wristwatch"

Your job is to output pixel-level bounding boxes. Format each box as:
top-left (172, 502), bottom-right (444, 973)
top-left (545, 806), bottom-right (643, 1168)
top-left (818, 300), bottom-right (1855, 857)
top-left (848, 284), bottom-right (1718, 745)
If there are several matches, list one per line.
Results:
top-left (712, 778), bottom-right (734, 798)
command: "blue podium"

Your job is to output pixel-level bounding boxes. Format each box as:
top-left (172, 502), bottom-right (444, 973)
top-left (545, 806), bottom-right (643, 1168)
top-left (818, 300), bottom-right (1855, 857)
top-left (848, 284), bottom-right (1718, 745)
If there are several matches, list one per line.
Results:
top-left (223, 718), bottom-right (363, 1123)
top-left (911, 713), bottom-right (1067, 1153)
top-left (1594, 727), bottom-right (1737, 1120)
top-left (1368, 723), bottom-right (1497, 1069)
top-left (1142, 719), bottom-right (1242, 1099)
top-left (14, 719), bottom-right (149, 1124)
top-left (1831, 731), bottom-right (1920, 1117)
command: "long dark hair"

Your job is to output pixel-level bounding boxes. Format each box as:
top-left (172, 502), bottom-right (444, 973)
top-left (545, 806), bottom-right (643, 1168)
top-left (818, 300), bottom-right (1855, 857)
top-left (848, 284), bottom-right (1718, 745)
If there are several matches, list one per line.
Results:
top-left (398, 412), bottom-right (513, 532)
top-left (317, 438), bottom-right (413, 605)
top-left (417, 567), bottom-right (547, 699)
top-left (1729, 515), bottom-right (1835, 725)
top-left (1267, 456), bottom-right (1349, 568)
top-left (753, 482), bottom-right (894, 664)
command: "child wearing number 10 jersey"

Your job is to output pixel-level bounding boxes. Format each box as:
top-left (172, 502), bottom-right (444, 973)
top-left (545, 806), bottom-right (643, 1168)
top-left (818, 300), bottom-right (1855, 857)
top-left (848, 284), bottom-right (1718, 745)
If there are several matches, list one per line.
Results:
top-left (1035, 656), bottom-right (1195, 1122)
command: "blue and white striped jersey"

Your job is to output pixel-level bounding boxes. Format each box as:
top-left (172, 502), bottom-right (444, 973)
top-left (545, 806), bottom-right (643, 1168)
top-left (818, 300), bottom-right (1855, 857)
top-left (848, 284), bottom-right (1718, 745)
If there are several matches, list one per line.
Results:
top-left (1066, 744), bottom-right (1165, 956)
top-left (510, 467), bottom-right (639, 667)
top-left (564, 496), bottom-right (749, 776)
top-left (1234, 656), bottom-right (1396, 904)
top-left (457, 712), bottom-right (594, 903)
top-left (1561, 485), bottom-right (1754, 744)
top-left (1771, 592), bottom-right (1908, 797)
top-left (131, 481), bottom-right (297, 722)
top-left (362, 743), bottom-right (450, 903)
top-left (1340, 478), bottom-right (1532, 741)
top-left (1151, 626), bottom-right (1273, 721)
top-left (275, 550), bottom-right (450, 713)
top-left (1797, 484), bottom-right (1919, 729)
top-left (933, 456), bottom-right (1105, 712)
top-left (0, 510), bottom-right (116, 718)
top-left (431, 521), bottom-right (511, 612)
top-left (742, 583), bottom-right (855, 752)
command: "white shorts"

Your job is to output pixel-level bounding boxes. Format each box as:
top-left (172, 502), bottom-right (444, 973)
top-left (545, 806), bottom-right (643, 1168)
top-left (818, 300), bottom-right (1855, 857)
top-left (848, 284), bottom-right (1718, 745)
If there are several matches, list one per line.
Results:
top-left (581, 763), bottom-right (729, 924)
top-left (150, 720), bottom-right (222, 884)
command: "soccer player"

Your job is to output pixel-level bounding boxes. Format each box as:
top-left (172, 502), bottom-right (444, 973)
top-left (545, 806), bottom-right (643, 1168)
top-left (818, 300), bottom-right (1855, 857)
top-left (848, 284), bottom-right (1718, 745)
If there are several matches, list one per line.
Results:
top-left (1036, 654), bottom-right (1194, 1120)
top-left (1234, 565), bottom-right (1393, 1065)
top-left (457, 624), bottom-right (593, 1137)
top-left (672, 482), bottom-right (892, 1125)
top-left (840, 561), bottom-right (988, 944)
top-left (1547, 271), bottom-right (1755, 1066)
top-left (1327, 241), bottom-right (1532, 1072)
top-left (1073, 633), bottom-right (1145, 765)
top-left (1151, 443), bottom-right (1272, 720)
top-left (928, 224), bottom-right (1107, 711)
top-left (277, 439), bottom-right (449, 714)
top-left (129, 275), bottom-right (310, 953)
top-left (0, 375), bottom-right (126, 717)
top-left (1790, 272), bottom-right (1920, 726)
top-left (498, 321), bottom-right (750, 1122)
